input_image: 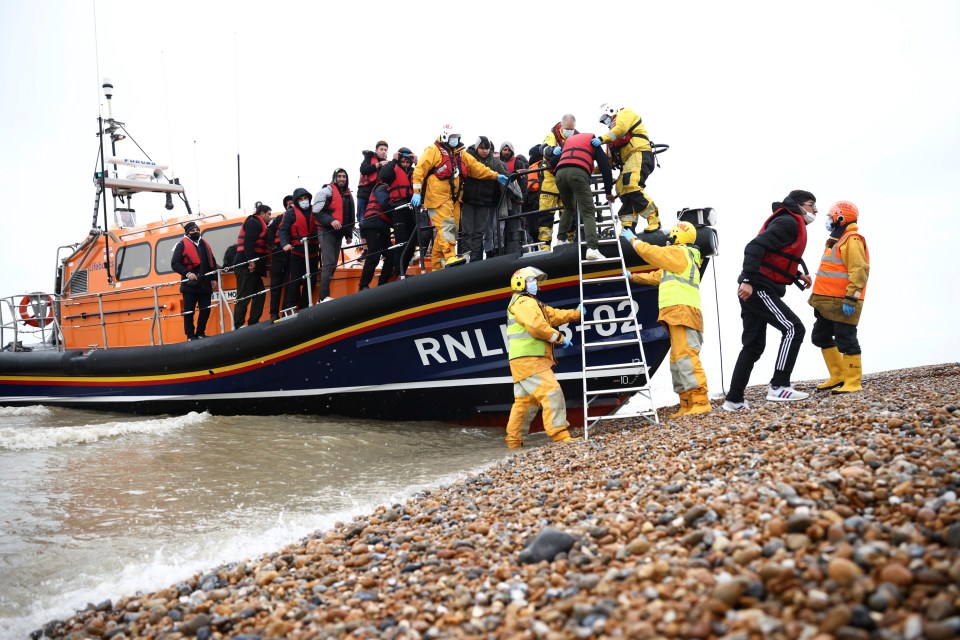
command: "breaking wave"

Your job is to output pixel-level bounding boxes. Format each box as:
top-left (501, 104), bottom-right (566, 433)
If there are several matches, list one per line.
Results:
top-left (0, 405), bottom-right (53, 417)
top-left (0, 411), bottom-right (210, 451)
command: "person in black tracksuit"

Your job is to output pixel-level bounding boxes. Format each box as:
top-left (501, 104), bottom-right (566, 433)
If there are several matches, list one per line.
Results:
top-left (725, 190), bottom-right (818, 409)
top-left (233, 202), bottom-right (272, 328)
top-left (357, 182), bottom-right (397, 290)
top-left (171, 221), bottom-right (218, 340)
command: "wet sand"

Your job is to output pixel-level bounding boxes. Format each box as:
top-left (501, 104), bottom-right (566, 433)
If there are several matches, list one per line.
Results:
top-left (37, 363), bottom-right (960, 639)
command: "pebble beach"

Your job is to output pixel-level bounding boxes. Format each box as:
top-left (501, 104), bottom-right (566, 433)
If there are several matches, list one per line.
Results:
top-left (36, 362), bottom-right (960, 640)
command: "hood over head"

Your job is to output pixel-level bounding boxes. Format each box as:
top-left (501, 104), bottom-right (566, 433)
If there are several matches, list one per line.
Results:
top-left (292, 187), bottom-right (313, 210)
top-left (331, 167), bottom-right (350, 189)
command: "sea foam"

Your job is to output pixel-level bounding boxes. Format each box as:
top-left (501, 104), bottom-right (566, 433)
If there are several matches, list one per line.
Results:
top-left (0, 411), bottom-right (210, 451)
top-left (0, 405), bottom-right (53, 417)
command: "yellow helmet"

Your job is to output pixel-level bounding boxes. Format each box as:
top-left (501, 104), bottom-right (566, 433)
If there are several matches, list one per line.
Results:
top-left (668, 221), bottom-right (697, 246)
top-left (510, 267), bottom-right (547, 292)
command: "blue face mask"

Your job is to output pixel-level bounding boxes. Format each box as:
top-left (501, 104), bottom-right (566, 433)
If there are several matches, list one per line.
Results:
top-left (824, 217), bottom-right (835, 232)
top-left (447, 136), bottom-right (460, 147)
top-left (525, 280), bottom-right (538, 296)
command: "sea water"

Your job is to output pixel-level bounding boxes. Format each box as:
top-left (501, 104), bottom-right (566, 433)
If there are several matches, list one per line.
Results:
top-left (0, 406), bottom-right (513, 638)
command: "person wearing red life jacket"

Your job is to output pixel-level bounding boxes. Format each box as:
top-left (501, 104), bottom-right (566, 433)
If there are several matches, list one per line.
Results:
top-left (357, 182), bottom-right (396, 291)
top-left (357, 141), bottom-right (388, 225)
top-left (312, 168), bottom-right (356, 302)
top-left (170, 221), bottom-right (219, 341)
top-left (378, 147), bottom-right (417, 277)
top-left (723, 190), bottom-right (817, 410)
top-left (279, 187), bottom-right (318, 312)
top-left (808, 201), bottom-right (870, 394)
top-left (266, 195), bottom-right (293, 321)
top-left (233, 202), bottom-right (273, 328)
top-left (553, 132), bottom-right (615, 261)
top-left (411, 123), bottom-right (508, 270)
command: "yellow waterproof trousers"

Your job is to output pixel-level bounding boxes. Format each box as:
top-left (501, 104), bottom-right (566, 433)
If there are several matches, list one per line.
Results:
top-left (537, 192), bottom-right (562, 247)
top-left (428, 201), bottom-right (461, 271)
top-left (668, 323), bottom-right (707, 394)
top-left (505, 370), bottom-right (570, 448)
top-left (616, 151), bottom-right (658, 230)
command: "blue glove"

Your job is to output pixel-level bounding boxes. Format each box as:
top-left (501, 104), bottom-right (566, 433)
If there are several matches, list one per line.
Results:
top-left (560, 337), bottom-right (573, 349)
top-left (497, 174), bottom-right (508, 186)
top-left (842, 302), bottom-right (856, 316)
top-left (576, 303), bottom-right (584, 315)
top-left (411, 193), bottom-right (422, 208)
top-left (591, 136), bottom-right (603, 147)
top-left (623, 270), bottom-right (631, 280)
top-left (621, 228), bottom-right (636, 242)
top-left (553, 146), bottom-right (562, 157)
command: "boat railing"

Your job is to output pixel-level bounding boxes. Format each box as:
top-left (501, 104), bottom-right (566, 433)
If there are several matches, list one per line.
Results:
top-left (0, 293), bottom-right (62, 352)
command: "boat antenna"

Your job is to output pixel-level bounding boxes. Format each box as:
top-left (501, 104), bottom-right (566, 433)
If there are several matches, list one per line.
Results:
top-left (194, 140), bottom-right (201, 213)
top-left (98, 78), bottom-right (114, 284)
top-left (234, 31), bottom-right (241, 209)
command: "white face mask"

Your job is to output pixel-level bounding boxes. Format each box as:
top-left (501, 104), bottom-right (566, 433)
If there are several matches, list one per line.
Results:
top-left (801, 211), bottom-right (816, 225)
top-left (298, 199), bottom-right (310, 209)
top-left (525, 280), bottom-right (538, 296)
top-left (561, 128), bottom-right (575, 138)
top-left (447, 136), bottom-right (460, 147)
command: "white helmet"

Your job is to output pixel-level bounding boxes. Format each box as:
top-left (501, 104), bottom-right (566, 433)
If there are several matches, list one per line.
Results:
top-left (440, 123), bottom-right (461, 143)
top-left (598, 103), bottom-right (618, 123)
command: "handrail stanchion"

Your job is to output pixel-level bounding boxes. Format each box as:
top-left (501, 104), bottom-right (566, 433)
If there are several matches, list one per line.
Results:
top-left (152, 285), bottom-right (164, 346)
top-left (302, 237), bottom-right (313, 307)
top-left (97, 293), bottom-right (108, 349)
top-left (216, 269), bottom-right (229, 333)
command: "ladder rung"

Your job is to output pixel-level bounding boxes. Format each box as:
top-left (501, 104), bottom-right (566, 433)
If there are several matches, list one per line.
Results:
top-left (582, 275), bottom-right (629, 284)
top-left (586, 385), bottom-right (652, 396)
top-left (584, 338), bottom-right (644, 348)
top-left (583, 295), bottom-right (631, 304)
top-left (582, 316), bottom-right (635, 325)
top-left (587, 411), bottom-right (658, 422)
top-left (582, 257), bottom-right (623, 264)
top-left (584, 362), bottom-right (645, 372)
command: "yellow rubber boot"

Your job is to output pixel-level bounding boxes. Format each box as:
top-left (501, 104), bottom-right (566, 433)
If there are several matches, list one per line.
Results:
top-left (685, 388), bottom-right (713, 416)
top-left (816, 347), bottom-right (845, 391)
top-left (832, 353), bottom-right (863, 394)
top-left (643, 210), bottom-right (661, 232)
top-left (538, 227), bottom-right (553, 251)
top-left (668, 392), bottom-right (691, 419)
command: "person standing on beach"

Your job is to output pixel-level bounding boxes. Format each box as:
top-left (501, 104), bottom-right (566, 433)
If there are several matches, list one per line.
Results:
top-left (505, 267), bottom-right (582, 448)
top-left (808, 200), bottom-right (869, 394)
top-left (723, 190), bottom-right (816, 411)
top-left (622, 220), bottom-right (711, 417)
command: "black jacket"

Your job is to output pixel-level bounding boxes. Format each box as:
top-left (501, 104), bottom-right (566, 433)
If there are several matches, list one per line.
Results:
top-left (462, 147), bottom-right (507, 207)
top-left (738, 197), bottom-right (806, 297)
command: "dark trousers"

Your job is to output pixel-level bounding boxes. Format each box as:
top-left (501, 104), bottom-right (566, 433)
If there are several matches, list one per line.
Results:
top-left (269, 250), bottom-right (289, 318)
top-left (285, 250), bottom-right (319, 310)
top-left (359, 227), bottom-right (397, 289)
top-left (727, 287), bottom-right (806, 402)
top-left (233, 261), bottom-right (266, 328)
top-left (391, 207), bottom-right (414, 276)
top-left (318, 229), bottom-right (346, 300)
top-left (811, 309), bottom-right (861, 355)
top-left (181, 289), bottom-right (212, 339)
top-left (522, 193), bottom-right (540, 246)
top-left (461, 202), bottom-right (494, 262)
top-left (556, 167), bottom-right (598, 250)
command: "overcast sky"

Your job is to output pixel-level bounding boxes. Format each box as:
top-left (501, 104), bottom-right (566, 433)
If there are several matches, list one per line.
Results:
top-left (1, 0), bottom-right (958, 397)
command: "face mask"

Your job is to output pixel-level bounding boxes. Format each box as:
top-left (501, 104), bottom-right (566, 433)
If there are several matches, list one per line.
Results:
top-left (802, 211), bottom-right (816, 225)
top-left (561, 128), bottom-right (575, 138)
top-left (824, 217), bottom-right (834, 232)
top-left (298, 199), bottom-right (310, 209)
top-left (188, 231), bottom-right (200, 241)
top-left (447, 136), bottom-right (460, 147)
top-left (525, 280), bottom-right (538, 296)
top-left (602, 116), bottom-right (613, 128)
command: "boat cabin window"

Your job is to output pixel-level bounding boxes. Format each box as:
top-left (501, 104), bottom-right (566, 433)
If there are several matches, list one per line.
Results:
top-left (115, 242), bottom-right (152, 280)
top-left (155, 223), bottom-right (242, 274)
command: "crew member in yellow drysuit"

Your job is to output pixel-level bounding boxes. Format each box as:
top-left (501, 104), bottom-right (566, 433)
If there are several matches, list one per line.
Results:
top-left (622, 221), bottom-right (711, 417)
top-left (411, 123), bottom-right (507, 270)
top-left (505, 267), bottom-right (582, 448)
top-left (594, 104), bottom-right (660, 234)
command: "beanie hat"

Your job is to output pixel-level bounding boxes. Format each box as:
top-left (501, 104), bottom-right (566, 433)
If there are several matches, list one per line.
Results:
top-left (787, 189), bottom-right (816, 204)
top-left (183, 221), bottom-right (200, 234)
top-left (528, 144), bottom-right (543, 162)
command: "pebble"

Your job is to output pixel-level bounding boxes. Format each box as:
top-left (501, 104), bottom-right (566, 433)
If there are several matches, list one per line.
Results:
top-left (36, 364), bottom-right (960, 640)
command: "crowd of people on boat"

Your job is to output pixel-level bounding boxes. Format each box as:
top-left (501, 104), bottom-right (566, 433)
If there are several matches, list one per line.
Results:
top-left (170, 104), bottom-right (870, 435)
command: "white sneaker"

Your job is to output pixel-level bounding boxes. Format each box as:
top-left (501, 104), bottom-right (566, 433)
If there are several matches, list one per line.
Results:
top-left (766, 385), bottom-right (809, 402)
top-left (321, 296), bottom-right (335, 303)
top-left (721, 400), bottom-right (750, 412)
top-left (585, 248), bottom-right (603, 261)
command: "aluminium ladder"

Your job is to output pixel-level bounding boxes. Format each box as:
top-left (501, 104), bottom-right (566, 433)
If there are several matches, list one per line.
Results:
top-left (574, 186), bottom-right (659, 440)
